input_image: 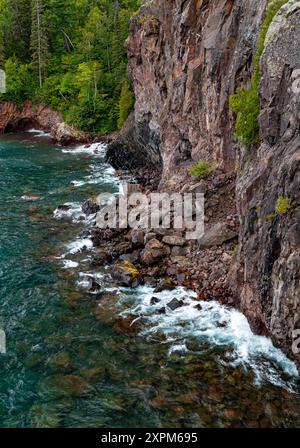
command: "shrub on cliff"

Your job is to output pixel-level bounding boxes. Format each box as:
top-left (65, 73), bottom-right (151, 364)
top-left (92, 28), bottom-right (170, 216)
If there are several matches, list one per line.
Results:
top-left (229, 0), bottom-right (288, 145)
top-left (117, 79), bottom-right (134, 130)
top-left (275, 197), bottom-right (292, 215)
top-left (188, 161), bottom-right (215, 179)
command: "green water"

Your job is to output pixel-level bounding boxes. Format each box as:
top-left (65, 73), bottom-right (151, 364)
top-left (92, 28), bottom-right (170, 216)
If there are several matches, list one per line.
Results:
top-left (0, 133), bottom-right (300, 428)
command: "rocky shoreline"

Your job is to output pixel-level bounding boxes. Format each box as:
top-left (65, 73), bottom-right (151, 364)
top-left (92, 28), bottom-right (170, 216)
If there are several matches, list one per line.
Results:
top-left (73, 158), bottom-right (240, 336)
top-left (106, 0), bottom-right (300, 370)
top-left (0, 101), bottom-right (89, 146)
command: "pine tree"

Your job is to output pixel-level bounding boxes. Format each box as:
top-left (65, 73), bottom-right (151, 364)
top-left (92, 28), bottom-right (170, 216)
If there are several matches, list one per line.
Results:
top-left (1, 0), bottom-right (141, 133)
top-left (30, 0), bottom-right (48, 87)
top-left (0, 0), bottom-right (12, 68)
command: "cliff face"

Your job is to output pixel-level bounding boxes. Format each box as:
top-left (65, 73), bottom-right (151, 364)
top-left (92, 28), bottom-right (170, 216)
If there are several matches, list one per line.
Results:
top-left (126, 0), bottom-right (300, 366)
top-left (126, 0), bottom-right (267, 182)
top-left (0, 101), bottom-right (88, 145)
top-left (236, 1), bottom-right (300, 364)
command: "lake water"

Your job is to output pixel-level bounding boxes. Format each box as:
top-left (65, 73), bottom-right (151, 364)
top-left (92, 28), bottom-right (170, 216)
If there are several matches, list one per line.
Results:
top-left (0, 132), bottom-right (299, 428)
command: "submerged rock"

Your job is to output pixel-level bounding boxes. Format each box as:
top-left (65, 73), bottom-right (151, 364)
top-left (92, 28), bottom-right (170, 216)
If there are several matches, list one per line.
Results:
top-left (29, 404), bottom-right (61, 428)
top-left (114, 315), bottom-right (147, 336)
top-left (80, 367), bottom-right (106, 382)
top-left (25, 352), bottom-right (45, 369)
top-left (47, 352), bottom-right (72, 372)
top-left (41, 375), bottom-right (90, 398)
top-left (21, 195), bottom-right (40, 201)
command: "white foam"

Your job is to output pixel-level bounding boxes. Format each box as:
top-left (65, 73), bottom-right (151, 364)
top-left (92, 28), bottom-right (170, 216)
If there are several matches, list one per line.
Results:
top-left (64, 238), bottom-right (93, 255)
top-left (62, 142), bottom-right (106, 157)
top-left (61, 260), bottom-right (79, 269)
top-left (27, 129), bottom-right (51, 138)
top-left (118, 286), bottom-right (299, 389)
top-left (53, 202), bottom-right (86, 223)
top-left (77, 272), bottom-right (105, 289)
top-left (70, 163), bottom-right (118, 189)
top-left (70, 180), bottom-right (86, 188)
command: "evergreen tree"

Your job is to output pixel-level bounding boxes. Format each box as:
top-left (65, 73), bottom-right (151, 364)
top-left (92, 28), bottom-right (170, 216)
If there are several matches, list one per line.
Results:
top-left (1, 0), bottom-right (141, 133)
top-left (30, 0), bottom-right (48, 87)
top-left (0, 0), bottom-right (12, 67)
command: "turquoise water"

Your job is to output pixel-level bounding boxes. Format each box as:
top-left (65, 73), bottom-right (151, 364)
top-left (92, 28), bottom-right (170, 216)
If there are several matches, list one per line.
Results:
top-left (0, 132), bottom-right (300, 428)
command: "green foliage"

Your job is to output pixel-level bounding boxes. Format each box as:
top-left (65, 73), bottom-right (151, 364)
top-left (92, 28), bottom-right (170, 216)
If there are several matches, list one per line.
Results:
top-left (30, 0), bottom-right (49, 87)
top-left (0, 0), bottom-right (140, 134)
top-left (0, 57), bottom-right (36, 104)
top-left (229, 0), bottom-right (288, 145)
top-left (188, 161), bottom-right (215, 179)
top-left (275, 197), bottom-right (292, 215)
top-left (117, 79), bottom-right (134, 129)
top-left (229, 87), bottom-right (260, 145)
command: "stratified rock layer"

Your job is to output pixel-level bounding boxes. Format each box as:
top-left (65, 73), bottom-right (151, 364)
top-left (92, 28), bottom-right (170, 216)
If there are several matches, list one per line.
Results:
top-left (126, 0), bottom-right (300, 367)
top-left (126, 0), bottom-right (267, 183)
top-left (236, 0), bottom-right (300, 365)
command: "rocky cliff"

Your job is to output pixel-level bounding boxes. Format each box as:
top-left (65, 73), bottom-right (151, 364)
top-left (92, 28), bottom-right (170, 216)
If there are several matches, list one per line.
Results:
top-left (120, 0), bottom-right (300, 366)
top-left (0, 101), bottom-right (88, 145)
top-left (236, 0), bottom-right (300, 365)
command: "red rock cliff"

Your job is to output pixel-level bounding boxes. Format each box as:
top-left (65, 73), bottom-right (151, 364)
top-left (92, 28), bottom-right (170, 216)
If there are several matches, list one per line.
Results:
top-left (0, 101), bottom-right (88, 145)
top-left (124, 0), bottom-right (300, 367)
top-left (126, 0), bottom-right (267, 182)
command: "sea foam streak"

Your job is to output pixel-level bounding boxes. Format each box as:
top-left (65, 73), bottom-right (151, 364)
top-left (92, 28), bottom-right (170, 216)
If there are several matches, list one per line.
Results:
top-left (53, 202), bottom-right (85, 222)
top-left (117, 286), bottom-right (299, 389)
top-left (71, 163), bottom-right (118, 188)
top-left (62, 142), bottom-right (106, 157)
top-left (61, 259), bottom-right (79, 269)
top-left (27, 129), bottom-right (52, 138)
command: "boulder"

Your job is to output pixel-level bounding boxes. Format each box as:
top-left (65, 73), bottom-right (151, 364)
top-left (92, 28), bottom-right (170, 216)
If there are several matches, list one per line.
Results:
top-left (141, 239), bottom-right (169, 266)
top-left (171, 246), bottom-right (187, 256)
top-left (150, 296), bottom-right (160, 305)
top-left (82, 199), bottom-right (100, 215)
top-left (162, 235), bottom-right (187, 247)
top-left (57, 204), bottom-right (72, 211)
top-left (167, 298), bottom-right (184, 311)
top-left (170, 256), bottom-right (189, 269)
top-left (52, 122), bottom-right (88, 146)
top-left (198, 223), bottom-right (238, 248)
top-left (154, 277), bottom-right (176, 292)
top-left (119, 250), bottom-right (140, 264)
top-left (131, 230), bottom-right (145, 247)
top-left (91, 249), bottom-right (112, 266)
top-left (112, 261), bottom-right (140, 287)
top-left (144, 232), bottom-right (158, 244)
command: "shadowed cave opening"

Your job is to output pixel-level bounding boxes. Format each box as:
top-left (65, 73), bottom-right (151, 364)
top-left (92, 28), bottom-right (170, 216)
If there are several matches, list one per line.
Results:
top-left (4, 118), bottom-right (40, 133)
